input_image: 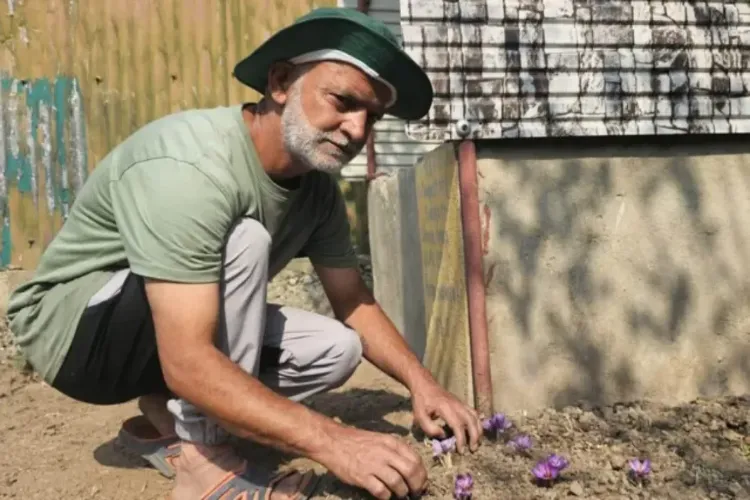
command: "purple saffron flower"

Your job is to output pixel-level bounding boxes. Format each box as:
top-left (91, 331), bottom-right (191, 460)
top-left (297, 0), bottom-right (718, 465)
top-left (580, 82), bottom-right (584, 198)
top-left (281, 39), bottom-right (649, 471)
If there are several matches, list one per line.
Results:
top-left (508, 434), bottom-right (532, 452)
top-left (432, 436), bottom-right (457, 457)
top-left (453, 473), bottom-right (473, 499)
top-left (532, 460), bottom-right (560, 483)
top-left (532, 454), bottom-right (569, 486)
top-left (482, 412), bottom-right (513, 438)
top-left (628, 458), bottom-right (651, 479)
top-left (546, 454), bottom-right (569, 471)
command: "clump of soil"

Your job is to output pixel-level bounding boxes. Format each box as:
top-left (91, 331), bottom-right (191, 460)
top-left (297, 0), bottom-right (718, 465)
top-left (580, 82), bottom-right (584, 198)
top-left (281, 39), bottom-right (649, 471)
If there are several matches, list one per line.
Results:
top-left (317, 395), bottom-right (750, 499)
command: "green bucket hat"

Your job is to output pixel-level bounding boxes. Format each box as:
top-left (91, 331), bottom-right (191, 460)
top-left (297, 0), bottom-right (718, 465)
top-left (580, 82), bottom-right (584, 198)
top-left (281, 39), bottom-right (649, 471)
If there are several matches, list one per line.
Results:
top-left (233, 7), bottom-right (433, 121)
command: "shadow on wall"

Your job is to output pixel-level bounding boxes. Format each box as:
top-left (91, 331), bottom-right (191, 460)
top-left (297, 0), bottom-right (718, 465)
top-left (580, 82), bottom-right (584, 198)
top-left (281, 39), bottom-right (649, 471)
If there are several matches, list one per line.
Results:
top-left (477, 134), bottom-right (750, 411)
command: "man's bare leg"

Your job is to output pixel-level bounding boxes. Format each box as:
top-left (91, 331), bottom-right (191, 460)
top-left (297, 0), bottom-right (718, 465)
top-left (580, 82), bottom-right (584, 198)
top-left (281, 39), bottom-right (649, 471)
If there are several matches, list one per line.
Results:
top-left (138, 394), bottom-right (175, 437)
top-left (136, 396), bottom-right (305, 499)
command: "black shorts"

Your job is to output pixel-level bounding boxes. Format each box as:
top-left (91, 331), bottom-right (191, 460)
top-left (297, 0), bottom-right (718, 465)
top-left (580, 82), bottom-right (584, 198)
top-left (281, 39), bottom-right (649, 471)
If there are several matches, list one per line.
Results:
top-left (50, 273), bottom-right (169, 405)
top-left (50, 272), bottom-right (281, 406)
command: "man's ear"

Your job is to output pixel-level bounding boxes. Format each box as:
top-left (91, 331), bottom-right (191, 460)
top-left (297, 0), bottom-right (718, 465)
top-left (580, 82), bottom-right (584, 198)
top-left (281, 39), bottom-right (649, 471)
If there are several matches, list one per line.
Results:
top-left (266, 62), bottom-right (296, 106)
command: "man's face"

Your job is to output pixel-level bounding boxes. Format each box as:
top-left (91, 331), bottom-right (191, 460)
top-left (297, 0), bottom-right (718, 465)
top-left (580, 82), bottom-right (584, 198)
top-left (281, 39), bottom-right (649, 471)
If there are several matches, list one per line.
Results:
top-left (277, 61), bottom-right (390, 174)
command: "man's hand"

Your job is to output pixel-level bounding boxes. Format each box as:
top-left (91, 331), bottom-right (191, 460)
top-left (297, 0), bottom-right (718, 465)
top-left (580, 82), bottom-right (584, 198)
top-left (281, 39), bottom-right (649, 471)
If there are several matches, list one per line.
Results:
top-left (410, 377), bottom-right (483, 454)
top-left (315, 426), bottom-right (428, 500)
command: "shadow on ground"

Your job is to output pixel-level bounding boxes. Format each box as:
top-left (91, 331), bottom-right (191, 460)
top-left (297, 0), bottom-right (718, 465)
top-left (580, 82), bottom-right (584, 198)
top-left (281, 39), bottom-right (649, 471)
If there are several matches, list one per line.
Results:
top-left (91, 387), bottom-right (413, 498)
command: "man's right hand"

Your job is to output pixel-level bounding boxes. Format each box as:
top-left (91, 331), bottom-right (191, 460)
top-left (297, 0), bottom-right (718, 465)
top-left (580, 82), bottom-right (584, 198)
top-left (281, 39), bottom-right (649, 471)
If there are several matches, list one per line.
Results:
top-left (317, 425), bottom-right (428, 499)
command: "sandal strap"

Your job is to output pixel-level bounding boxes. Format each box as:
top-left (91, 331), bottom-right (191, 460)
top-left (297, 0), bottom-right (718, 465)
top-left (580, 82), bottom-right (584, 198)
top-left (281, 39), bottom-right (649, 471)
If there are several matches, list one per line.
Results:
top-left (201, 463), bottom-right (318, 500)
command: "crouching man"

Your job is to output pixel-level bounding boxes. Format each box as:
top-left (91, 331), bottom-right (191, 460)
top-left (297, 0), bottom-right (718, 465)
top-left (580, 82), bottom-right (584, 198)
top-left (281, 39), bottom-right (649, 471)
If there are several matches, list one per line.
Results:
top-left (7, 8), bottom-right (482, 500)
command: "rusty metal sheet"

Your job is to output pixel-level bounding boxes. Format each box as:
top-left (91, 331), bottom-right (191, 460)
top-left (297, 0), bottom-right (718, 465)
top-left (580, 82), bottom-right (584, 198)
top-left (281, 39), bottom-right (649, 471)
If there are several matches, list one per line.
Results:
top-left (399, 0), bottom-right (750, 141)
top-left (0, 0), bottom-right (330, 269)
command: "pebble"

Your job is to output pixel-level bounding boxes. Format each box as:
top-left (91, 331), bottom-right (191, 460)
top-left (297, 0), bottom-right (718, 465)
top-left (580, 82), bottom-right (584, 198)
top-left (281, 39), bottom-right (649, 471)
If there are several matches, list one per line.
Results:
top-left (568, 480), bottom-right (584, 496)
top-left (727, 481), bottom-right (745, 497)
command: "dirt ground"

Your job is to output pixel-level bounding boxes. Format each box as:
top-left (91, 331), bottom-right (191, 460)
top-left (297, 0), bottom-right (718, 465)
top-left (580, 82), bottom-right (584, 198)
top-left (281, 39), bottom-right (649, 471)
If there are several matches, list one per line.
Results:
top-left (2, 261), bottom-right (750, 499)
top-left (4, 345), bottom-right (750, 500)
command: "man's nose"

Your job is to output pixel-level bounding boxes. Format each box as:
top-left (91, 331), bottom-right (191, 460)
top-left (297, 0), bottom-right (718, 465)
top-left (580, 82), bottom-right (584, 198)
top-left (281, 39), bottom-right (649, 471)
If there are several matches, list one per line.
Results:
top-left (340, 110), bottom-right (369, 143)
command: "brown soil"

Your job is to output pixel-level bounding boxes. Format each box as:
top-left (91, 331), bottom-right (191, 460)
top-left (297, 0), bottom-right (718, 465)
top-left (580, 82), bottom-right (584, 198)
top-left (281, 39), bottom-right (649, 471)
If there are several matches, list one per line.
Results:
top-left (2, 261), bottom-right (750, 499)
top-left (4, 351), bottom-right (750, 500)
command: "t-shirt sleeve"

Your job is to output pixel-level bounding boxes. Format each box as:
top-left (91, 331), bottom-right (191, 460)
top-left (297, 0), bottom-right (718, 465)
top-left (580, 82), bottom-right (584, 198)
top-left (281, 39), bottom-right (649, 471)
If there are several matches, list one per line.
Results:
top-left (111, 159), bottom-right (236, 283)
top-left (302, 175), bottom-right (359, 268)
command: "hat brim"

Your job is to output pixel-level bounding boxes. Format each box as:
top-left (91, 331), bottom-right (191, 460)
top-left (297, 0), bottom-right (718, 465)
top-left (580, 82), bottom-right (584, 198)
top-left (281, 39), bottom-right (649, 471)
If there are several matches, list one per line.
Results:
top-left (233, 16), bottom-right (433, 121)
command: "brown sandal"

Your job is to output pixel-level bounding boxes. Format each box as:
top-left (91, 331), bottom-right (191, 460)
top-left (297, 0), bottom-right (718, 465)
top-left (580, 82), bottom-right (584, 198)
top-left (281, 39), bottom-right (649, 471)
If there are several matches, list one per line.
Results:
top-left (201, 462), bottom-right (319, 500)
top-left (117, 415), bottom-right (181, 478)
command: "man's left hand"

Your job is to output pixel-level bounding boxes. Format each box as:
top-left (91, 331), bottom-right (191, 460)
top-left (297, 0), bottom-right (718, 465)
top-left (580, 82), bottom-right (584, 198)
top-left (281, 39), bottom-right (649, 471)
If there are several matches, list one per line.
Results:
top-left (410, 378), bottom-right (483, 454)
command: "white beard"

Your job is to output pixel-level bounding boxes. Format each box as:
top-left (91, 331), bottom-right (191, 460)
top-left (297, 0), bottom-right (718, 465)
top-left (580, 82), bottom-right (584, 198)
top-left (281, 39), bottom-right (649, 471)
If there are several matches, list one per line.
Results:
top-left (280, 79), bottom-right (364, 174)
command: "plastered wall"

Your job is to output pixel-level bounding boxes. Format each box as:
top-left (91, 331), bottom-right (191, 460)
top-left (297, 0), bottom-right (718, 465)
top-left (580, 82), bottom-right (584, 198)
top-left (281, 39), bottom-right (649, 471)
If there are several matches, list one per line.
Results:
top-left (478, 136), bottom-right (750, 412)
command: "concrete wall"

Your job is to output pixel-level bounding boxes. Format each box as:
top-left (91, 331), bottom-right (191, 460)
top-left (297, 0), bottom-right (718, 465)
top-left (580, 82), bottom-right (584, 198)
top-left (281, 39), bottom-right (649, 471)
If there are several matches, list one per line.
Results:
top-left (369, 135), bottom-right (750, 413)
top-left (479, 135), bottom-right (750, 412)
top-left (0, 0), bottom-right (337, 270)
top-left (368, 143), bottom-right (473, 404)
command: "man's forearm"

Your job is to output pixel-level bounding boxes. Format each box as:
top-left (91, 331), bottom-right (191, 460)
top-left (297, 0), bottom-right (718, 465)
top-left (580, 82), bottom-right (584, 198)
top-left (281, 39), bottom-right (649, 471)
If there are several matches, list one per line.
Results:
top-left (338, 290), bottom-right (433, 392)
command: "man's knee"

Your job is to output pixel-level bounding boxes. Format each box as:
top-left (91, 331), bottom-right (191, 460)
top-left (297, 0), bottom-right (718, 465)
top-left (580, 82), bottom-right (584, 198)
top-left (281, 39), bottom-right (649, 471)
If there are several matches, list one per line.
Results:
top-left (324, 325), bottom-right (363, 389)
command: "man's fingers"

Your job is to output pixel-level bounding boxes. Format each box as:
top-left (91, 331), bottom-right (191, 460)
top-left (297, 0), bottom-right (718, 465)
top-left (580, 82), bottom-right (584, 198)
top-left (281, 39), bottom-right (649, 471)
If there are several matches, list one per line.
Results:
top-left (462, 407), bottom-right (482, 452)
top-left (363, 475), bottom-right (393, 500)
top-left (382, 439), bottom-right (428, 493)
top-left (373, 462), bottom-right (411, 499)
top-left (415, 406), bottom-right (445, 438)
top-left (441, 409), bottom-right (468, 453)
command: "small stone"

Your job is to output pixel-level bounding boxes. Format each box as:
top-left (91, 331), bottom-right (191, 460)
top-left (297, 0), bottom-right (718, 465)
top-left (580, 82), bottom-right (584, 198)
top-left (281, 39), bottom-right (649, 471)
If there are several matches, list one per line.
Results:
top-left (563, 406), bottom-right (583, 416)
top-left (569, 480), bottom-right (584, 496)
top-left (610, 456), bottom-right (625, 470)
top-left (722, 429), bottom-right (742, 442)
top-left (679, 470), bottom-right (697, 486)
top-left (709, 419), bottom-right (723, 431)
top-left (578, 412), bottom-right (599, 431)
top-left (728, 481), bottom-right (745, 497)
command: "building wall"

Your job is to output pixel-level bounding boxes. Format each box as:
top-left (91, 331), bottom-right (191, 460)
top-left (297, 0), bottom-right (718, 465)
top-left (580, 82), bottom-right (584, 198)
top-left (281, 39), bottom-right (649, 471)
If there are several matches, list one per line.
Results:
top-left (369, 135), bottom-right (750, 412)
top-left (478, 135), bottom-right (750, 412)
top-left (0, 0), bottom-right (333, 270)
top-left (338, 0), bottom-right (441, 179)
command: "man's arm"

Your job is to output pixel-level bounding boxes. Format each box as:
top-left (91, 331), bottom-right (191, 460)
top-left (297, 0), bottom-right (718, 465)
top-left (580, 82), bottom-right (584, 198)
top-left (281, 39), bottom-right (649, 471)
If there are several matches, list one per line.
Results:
top-left (144, 278), bottom-right (338, 459)
top-left (314, 264), bottom-right (483, 453)
top-left (313, 264), bottom-right (431, 390)
top-left (146, 278), bottom-right (429, 499)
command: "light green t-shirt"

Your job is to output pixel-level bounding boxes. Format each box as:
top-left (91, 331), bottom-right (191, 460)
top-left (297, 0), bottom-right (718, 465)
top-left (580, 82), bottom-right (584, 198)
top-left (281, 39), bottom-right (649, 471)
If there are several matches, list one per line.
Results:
top-left (7, 105), bottom-right (358, 384)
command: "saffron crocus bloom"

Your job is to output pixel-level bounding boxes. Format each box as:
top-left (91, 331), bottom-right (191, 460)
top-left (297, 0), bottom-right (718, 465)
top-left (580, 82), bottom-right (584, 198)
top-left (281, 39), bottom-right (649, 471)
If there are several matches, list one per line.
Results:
top-left (628, 458), bottom-right (651, 479)
top-left (532, 454), bottom-right (569, 486)
top-left (453, 473), bottom-right (473, 499)
top-left (432, 436), bottom-right (457, 467)
top-left (532, 460), bottom-right (559, 482)
top-left (546, 454), bottom-right (569, 471)
top-left (482, 413), bottom-right (513, 438)
top-left (508, 434), bottom-right (532, 452)
top-left (432, 436), bottom-right (456, 457)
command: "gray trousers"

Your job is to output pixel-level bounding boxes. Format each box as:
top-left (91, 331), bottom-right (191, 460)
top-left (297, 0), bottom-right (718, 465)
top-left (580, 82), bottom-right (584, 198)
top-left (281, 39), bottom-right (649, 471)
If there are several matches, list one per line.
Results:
top-left (89, 218), bottom-right (363, 445)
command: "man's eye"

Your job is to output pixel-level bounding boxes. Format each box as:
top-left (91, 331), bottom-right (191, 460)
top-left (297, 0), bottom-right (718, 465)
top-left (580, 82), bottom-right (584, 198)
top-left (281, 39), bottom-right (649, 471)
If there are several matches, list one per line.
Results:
top-left (333, 94), bottom-right (353, 109)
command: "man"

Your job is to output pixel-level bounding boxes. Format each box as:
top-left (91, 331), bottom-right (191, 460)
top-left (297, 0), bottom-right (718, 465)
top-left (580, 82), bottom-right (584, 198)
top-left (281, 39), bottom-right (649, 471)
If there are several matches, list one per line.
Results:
top-left (7, 7), bottom-right (482, 500)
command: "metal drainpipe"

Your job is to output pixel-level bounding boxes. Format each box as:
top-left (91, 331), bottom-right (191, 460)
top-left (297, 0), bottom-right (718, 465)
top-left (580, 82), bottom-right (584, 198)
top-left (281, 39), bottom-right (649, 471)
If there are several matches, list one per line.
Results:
top-left (356, 0), bottom-right (380, 182)
top-left (457, 139), bottom-right (494, 416)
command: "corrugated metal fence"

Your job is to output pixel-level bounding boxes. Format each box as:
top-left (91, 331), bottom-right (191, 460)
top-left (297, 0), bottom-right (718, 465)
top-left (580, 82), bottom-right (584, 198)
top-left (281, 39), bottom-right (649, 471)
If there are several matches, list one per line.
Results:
top-left (0, 0), bottom-right (332, 270)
